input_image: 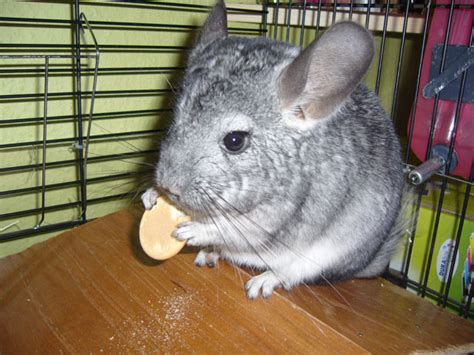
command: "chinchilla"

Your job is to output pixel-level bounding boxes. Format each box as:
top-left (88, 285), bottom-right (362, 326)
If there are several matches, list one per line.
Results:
top-left (142, 0), bottom-right (406, 299)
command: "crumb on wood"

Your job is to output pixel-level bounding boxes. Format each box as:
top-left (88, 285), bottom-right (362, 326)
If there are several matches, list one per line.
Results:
top-left (109, 292), bottom-right (196, 350)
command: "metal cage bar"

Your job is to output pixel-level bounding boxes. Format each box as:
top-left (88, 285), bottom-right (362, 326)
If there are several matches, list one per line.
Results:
top-left (0, 10), bottom-right (101, 238)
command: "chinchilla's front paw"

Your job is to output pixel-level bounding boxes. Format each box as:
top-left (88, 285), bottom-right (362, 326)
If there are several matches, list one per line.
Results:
top-left (141, 188), bottom-right (159, 210)
top-left (194, 248), bottom-right (220, 268)
top-left (245, 271), bottom-right (288, 299)
top-left (172, 221), bottom-right (218, 247)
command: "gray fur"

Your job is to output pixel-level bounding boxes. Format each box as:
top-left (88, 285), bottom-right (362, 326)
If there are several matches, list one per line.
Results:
top-left (143, 1), bottom-right (405, 299)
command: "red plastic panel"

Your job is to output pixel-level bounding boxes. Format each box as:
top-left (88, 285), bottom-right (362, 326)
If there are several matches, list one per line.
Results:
top-left (409, 0), bottom-right (473, 179)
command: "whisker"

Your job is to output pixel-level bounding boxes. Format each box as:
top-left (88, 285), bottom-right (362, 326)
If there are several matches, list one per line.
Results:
top-left (202, 188), bottom-right (288, 291)
top-left (91, 121), bottom-right (155, 154)
top-left (210, 181), bottom-right (263, 194)
top-left (85, 153), bottom-right (157, 171)
top-left (207, 185), bottom-right (354, 311)
top-left (198, 191), bottom-right (247, 287)
top-left (203, 188), bottom-right (272, 258)
top-left (87, 168), bottom-right (153, 177)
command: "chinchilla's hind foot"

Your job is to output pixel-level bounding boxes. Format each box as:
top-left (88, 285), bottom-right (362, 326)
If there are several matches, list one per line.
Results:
top-left (245, 271), bottom-right (287, 299)
top-left (194, 248), bottom-right (220, 268)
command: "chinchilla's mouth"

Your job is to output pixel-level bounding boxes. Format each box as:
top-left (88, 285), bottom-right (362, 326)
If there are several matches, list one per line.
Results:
top-left (166, 191), bottom-right (180, 204)
top-left (159, 190), bottom-right (199, 218)
top-left (157, 187), bottom-right (186, 211)
top-left (158, 186), bottom-right (222, 220)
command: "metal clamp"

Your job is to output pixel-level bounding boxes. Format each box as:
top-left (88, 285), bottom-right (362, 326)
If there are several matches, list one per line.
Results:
top-left (408, 144), bottom-right (458, 185)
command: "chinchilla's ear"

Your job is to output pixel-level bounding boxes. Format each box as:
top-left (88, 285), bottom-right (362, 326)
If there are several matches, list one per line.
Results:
top-left (278, 22), bottom-right (375, 127)
top-left (197, 0), bottom-right (228, 47)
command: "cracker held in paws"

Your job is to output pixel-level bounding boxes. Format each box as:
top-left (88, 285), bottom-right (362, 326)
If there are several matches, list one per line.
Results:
top-left (139, 197), bottom-right (190, 260)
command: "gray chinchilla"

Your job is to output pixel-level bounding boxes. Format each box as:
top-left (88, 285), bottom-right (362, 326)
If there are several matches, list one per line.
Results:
top-left (142, 0), bottom-right (406, 299)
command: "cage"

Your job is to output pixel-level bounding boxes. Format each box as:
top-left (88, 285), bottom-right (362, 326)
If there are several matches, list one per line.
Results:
top-left (0, 0), bottom-right (473, 352)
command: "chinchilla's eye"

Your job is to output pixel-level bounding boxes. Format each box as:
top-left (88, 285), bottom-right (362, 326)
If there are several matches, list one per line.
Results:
top-left (223, 131), bottom-right (249, 153)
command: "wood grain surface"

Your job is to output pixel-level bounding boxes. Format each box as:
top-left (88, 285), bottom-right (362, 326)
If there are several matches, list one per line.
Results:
top-left (1, 207), bottom-right (473, 354)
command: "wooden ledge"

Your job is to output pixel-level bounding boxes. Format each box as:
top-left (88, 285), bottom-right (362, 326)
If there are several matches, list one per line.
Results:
top-left (1, 207), bottom-right (473, 353)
